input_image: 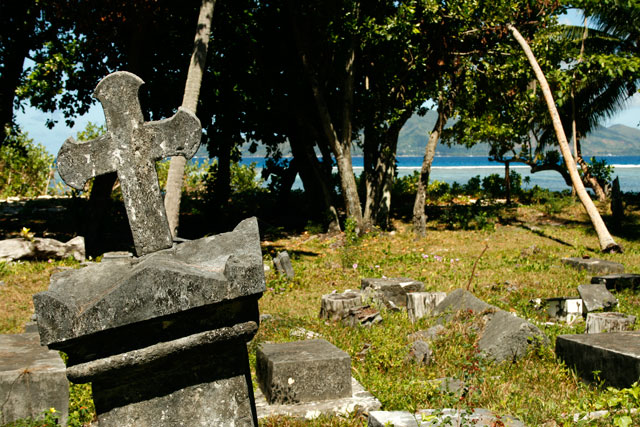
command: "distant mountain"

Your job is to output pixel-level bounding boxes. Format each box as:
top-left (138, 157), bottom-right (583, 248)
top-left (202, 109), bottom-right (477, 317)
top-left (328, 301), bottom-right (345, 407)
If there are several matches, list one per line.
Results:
top-left (581, 124), bottom-right (640, 156)
top-left (232, 111), bottom-right (640, 158)
top-left (396, 113), bottom-right (640, 157)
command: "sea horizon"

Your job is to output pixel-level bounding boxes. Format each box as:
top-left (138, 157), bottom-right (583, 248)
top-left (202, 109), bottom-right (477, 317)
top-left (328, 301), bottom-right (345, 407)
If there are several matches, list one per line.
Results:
top-left (231, 155), bottom-right (640, 193)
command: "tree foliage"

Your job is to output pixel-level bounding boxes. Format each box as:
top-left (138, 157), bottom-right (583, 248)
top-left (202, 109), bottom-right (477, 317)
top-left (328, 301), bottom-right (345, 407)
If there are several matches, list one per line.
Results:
top-left (0, 132), bottom-right (54, 198)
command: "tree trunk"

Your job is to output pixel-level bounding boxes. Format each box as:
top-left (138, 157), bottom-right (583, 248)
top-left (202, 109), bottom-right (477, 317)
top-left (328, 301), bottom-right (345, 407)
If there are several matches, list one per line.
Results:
top-left (412, 104), bottom-right (447, 235)
top-left (363, 112), bottom-right (410, 230)
top-left (504, 160), bottom-right (511, 204)
top-left (164, 0), bottom-right (215, 238)
top-left (289, 122), bottom-right (340, 232)
top-left (0, 2), bottom-right (35, 143)
top-left (289, 2), bottom-right (364, 233)
top-left (576, 138), bottom-right (607, 201)
top-left (214, 134), bottom-right (232, 207)
top-left (509, 24), bottom-right (621, 253)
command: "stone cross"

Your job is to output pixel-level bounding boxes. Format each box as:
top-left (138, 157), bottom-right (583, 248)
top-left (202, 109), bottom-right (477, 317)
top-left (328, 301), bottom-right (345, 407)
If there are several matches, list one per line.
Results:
top-left (57, 71), bottom-right (201, 256)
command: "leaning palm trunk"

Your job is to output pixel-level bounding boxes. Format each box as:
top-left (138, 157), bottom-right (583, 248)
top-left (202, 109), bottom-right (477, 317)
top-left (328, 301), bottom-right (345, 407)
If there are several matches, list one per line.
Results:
top-left (508, 24), bottom-right (621, 253)
top-left (164, 0), bottom-right (216, 238)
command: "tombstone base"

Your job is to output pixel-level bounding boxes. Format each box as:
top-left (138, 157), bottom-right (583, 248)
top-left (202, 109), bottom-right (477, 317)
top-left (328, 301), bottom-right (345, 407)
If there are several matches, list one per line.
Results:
top-left (92, 340), bottom-right (257, 427)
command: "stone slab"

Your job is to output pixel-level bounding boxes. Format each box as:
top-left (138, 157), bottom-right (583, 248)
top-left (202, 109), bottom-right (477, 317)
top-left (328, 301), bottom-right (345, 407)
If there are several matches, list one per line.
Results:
top-left (562, 257), bottom-right (624, 275)
top-left (256, 339), bottom-right (351, 404)
top-left (361, 277), bottom-right (424, 308)
top-left (433, 289), bottom-right (548, 362)
top-left (0, 333), bottom-right (69, 425)
top-left (591, 274), bottom-right (640, 291)
top-left (34, 217), bottom-right (265, 352)
top-left (556, 331), bottom-right (640, 388)
top-left (478, 310), bottom-right (549, 362)
top-left (273, 251), bottom-right (294, 279)
top-left (255, 376), bottom-right (380, 419)
top-left (578, 284), bottom-right (617, 312)
top-left (432, 288), bottom-right (494, 321)
top-left (368, 409), bottom-right (525, 426)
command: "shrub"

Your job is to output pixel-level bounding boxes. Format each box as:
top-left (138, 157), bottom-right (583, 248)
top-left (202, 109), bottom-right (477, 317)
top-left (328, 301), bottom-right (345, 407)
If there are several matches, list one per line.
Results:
top-left (0, 132), bottom-right (54, 198)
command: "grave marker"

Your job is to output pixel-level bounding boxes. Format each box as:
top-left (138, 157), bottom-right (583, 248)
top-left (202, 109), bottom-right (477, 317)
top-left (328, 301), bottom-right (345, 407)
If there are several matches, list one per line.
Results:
top-left (35, 71), bottom-right (265, 426)
top-left (57, 71), bottom-right (201, 256)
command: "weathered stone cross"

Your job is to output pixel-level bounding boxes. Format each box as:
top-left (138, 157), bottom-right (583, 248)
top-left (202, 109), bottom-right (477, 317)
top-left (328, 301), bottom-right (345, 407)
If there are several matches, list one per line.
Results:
top-left (57, 71), bottom-right (201, 256)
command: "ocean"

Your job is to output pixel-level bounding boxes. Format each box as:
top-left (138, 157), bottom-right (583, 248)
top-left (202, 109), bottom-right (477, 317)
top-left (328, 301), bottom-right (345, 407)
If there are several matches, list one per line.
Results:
top-left (238, 155), bottom-right (640, 193)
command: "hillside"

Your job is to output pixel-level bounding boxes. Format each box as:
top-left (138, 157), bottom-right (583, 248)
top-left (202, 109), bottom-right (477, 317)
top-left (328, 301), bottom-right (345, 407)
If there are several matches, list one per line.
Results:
top-left (228, 111), bottom-right (640, 158)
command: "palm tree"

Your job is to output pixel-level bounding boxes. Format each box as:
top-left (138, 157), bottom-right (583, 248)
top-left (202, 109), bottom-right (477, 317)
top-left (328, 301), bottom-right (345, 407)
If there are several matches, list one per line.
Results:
top-left (509, 23), bottom-right (622, 253)
top-left (164, 0), bottom-right (216, 238)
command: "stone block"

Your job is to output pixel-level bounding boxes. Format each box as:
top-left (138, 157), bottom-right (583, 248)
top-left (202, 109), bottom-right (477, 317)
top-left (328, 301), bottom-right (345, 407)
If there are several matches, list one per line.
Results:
top-left (407, 292), bottom-right (447, 323)
top-left (0, 333), bottom-right (68, 425)
top-left (368, 409), bottom-right (525, 426)
top-left (556, 331), bottom-right (640, 388)
top-left (562, 257), bottom-right (624, 275)
top-left (591, 274), bottom-right (640, 291)
top-left (273, 251), bottom-right (295, 279)
top-left (254, 376), bottom-right (381, 419)
top-left (405, 341), bottom-right (432, 365)
top-left (432, 288), bottom-right (494, 321)
top-left (546, 297), bottom-right (584, 323)
top-left (407, 325), bottom-right (445, 343)
top-left (319, 291), bottom-right (362, 321)
top-left (34, 217), bottom-right (265, 350)
top-left (578, 284), bottom-right (617, 312)
top-left (478, 310), bottom-right (549, 362)
top-left (585, 312), bottom-right (636, 333)
top-left (433, 289), bottom-right (548, 362)
top-left (256, 339), bottom-right (352, 404)
top-left (361, 277), bottom-right (424, 308)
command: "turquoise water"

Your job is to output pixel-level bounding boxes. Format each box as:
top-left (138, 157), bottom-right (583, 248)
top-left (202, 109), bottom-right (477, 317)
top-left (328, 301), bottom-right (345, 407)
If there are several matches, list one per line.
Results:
top-left (235, 155), bottom-right (640, 193)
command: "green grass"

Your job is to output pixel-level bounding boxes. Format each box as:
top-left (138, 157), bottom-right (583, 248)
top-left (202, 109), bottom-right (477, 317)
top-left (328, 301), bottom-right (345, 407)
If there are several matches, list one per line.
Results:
top-left (3, 197), bottom-right (640, 426)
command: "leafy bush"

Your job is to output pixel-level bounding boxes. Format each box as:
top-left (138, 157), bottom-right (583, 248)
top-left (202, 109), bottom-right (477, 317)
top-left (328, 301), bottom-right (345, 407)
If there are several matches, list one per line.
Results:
top-left (586, 156), bottom-right (614, 189)
top-left (0, 132), bottom-right (54, 198)
top-left (481, 170), bottom-right (523, 199)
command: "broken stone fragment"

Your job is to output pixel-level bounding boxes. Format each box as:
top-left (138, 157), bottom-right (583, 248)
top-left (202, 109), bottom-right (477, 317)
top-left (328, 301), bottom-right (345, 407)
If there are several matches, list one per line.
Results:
top-left (433, 289), bottom-right (549, 362)
top-left (577, 284), bottom-right (617, 312)
top-left (0, 236), bottom-right (85, 262)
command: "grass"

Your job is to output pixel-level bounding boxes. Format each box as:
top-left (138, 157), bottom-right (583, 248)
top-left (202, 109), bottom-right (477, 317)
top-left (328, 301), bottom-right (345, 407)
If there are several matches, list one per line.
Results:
top-left (2, 196), bottom-right (640, 426)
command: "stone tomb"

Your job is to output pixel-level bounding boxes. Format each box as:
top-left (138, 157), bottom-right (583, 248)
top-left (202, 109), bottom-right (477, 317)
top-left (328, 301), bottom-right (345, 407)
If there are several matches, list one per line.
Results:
top-left (35, 71), bottom-right (265, 427)
top-left (273, 251), bottom-right (295, 279)
top-left (0, 333), bottom-right (68, 425)
top-left (407, 292), bottom-right (447, 323)
top-left (556, 331), bottom-right (640, 388)
top-left (34, 218), bottom-right (265, 426)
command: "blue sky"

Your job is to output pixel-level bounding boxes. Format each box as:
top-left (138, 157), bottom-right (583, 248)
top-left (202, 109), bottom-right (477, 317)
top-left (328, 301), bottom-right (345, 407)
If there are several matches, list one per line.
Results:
top-left (14, 9), bottom-right (640, 156)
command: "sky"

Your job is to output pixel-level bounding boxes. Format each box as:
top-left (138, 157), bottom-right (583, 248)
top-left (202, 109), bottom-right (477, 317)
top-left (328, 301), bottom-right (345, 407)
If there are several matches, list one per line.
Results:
top-left (14, 9), bottom-right (640, 156)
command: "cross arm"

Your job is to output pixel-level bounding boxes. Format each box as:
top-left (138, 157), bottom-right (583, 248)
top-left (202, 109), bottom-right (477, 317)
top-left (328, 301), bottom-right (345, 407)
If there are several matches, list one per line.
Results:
top-left (144, 107), bottom-right (202, 161)
top-left (57, 134), bottom-right (117, 190)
